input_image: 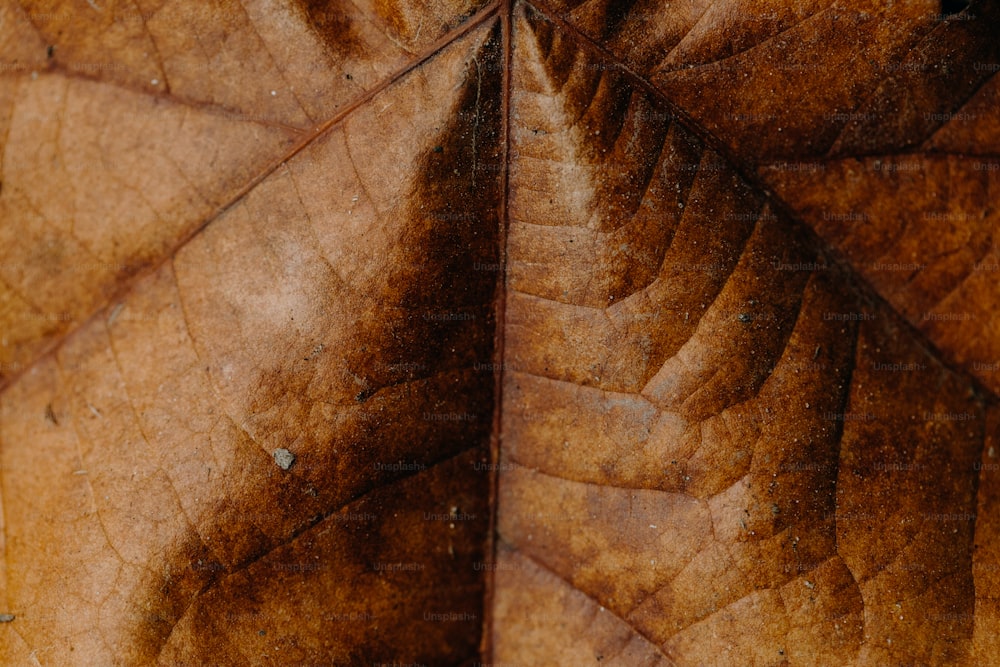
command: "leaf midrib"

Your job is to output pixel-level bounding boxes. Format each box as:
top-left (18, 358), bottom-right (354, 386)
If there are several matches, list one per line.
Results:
top-left (2, 2), bottom-right (996, 661)
top-left (3, 0), bottom-right (991, 402)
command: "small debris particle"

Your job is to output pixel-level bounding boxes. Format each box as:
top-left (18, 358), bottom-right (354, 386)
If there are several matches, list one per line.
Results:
top-left (258, 629), bottom-right (266, 636)
top-left (737, 312), bottom-right (752, 323)
top-left (0, 614), bottom-right (14, 623)
top-left (108, 302), bottom-right (124, 326)
top-left (345, 73), bottom-right (353, 80)
top-left (151, 78), bottom-right (159, 85)
top-left (433, 145), bottom-right (443, 153)
top-left (273, 448), bottom-right (295, 471)
top-left (45, 403), bottom-right (58, 425)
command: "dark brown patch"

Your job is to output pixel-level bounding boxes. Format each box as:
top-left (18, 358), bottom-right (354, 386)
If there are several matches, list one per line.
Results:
top-left (298, 0), bottom-right (372, 59)
top-left (127, 22), bottom-right (504, 664)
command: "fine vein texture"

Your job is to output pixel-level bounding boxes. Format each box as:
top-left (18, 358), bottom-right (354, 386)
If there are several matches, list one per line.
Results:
top-left (0, 0), bottom-right (495, 387)
top-left (1, 0), bottom-right (998, 665)
top-left (493, 6), bottom-right (991, 665)
top-left (0, 16), bottom-right (501, 666)
top-left (533, 0), bottom-right (1000, 395)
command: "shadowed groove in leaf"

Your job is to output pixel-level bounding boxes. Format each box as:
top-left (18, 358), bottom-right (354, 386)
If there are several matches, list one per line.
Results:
top-left (943, 0), bottom-right (972, 17)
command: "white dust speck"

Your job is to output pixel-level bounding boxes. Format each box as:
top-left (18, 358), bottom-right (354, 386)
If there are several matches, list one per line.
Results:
top-left (273, 448), bottom-right (295, 470)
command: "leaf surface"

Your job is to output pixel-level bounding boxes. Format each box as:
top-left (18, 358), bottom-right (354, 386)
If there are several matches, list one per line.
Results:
top-left (1, 0), bottom-right (998, 665)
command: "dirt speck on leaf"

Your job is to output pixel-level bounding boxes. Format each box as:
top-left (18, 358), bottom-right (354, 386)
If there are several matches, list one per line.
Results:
top-left (272, 448), bottom-right (296, 471)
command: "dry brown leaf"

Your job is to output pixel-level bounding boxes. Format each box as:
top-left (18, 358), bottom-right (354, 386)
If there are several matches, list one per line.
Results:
top-left (1, 3), bottom-right (501, 664)
top-left (1, 0), bottom-right (998, 665)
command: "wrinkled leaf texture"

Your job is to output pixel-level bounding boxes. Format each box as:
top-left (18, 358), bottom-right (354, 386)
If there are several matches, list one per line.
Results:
top-left (0, 0), bottom-right (998, 665)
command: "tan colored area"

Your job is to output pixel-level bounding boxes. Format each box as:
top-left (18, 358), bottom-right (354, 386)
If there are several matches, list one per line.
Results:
top-left (0, 0), bottom-right (998, 664)
top-left (0, 4), bottom-right (500, 665)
